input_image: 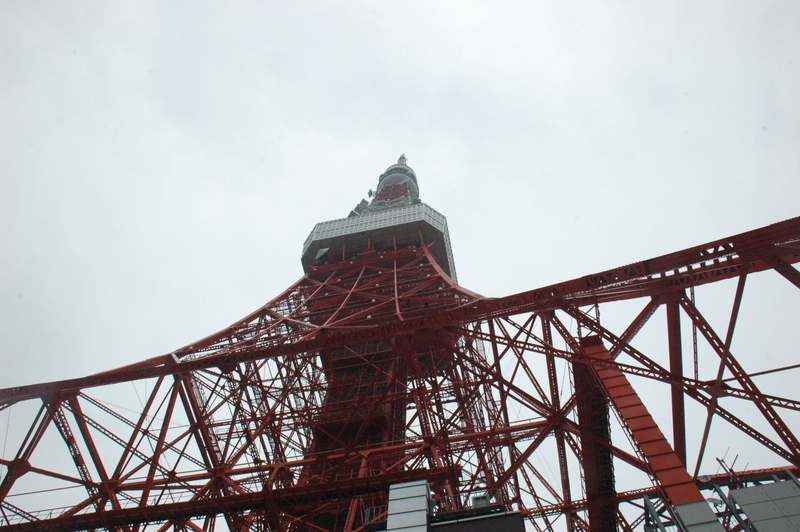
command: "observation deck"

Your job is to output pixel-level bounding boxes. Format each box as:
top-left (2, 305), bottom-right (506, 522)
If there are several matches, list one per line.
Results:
top-left (302, 156), bottom-right (457, 280)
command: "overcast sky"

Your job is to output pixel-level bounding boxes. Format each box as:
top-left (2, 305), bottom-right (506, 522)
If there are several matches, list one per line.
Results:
top-left (2, 1), bottom-right (799, 390)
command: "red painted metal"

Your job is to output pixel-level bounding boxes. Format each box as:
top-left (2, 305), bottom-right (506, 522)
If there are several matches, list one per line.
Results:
top-left (666, 296), bottom-right (687, 466)
top-left (579, 336), bottom-right (703, 506)
top-left (573, 350), bottom-right (616, 532)
top-left (1, 209), bottom-right (799, 530)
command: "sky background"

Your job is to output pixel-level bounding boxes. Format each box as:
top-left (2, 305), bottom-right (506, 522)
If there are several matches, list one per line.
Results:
top-left (2, 1), bottom-right (799, 391)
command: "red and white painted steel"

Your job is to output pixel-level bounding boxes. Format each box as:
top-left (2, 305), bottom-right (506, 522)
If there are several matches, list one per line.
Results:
top-left (1, 212), bottom-right (799, 531)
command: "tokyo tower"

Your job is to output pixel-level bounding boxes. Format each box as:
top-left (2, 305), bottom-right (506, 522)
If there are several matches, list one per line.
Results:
top-left (1, 156), bottom-right (799, 531)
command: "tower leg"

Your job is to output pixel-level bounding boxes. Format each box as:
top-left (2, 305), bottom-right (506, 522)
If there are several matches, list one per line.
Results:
top-left (574, 360), bottom-right (618, 532)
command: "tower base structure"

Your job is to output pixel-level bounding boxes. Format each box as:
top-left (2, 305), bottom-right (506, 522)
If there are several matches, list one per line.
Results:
top-left (2, 158), bottom-right (800, 532)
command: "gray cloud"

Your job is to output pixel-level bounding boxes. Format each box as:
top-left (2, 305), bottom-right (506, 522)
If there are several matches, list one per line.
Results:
top-left (1, 1), bottom-right (799, 391)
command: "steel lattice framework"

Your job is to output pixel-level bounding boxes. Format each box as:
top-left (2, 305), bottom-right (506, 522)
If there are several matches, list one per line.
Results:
top-left (1, 178), bottom-right (799, 531)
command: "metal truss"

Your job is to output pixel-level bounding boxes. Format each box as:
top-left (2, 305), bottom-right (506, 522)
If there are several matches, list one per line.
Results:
top-left (1, 217), bottom-right (799, 531)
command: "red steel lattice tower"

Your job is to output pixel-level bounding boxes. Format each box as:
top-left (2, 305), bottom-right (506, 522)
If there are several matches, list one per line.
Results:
top-left (1, 156), bottom-right (800, 531)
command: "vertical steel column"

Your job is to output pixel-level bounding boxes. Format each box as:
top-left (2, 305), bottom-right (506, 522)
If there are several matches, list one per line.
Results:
top-left (579, 335), bottom-right (699, 506)
top-left (574, 355), bottom-right (617, 532)
top-left (666, 295), bottom-right (687, 466)
top-left (543, 315), bottom-right (576, 532)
